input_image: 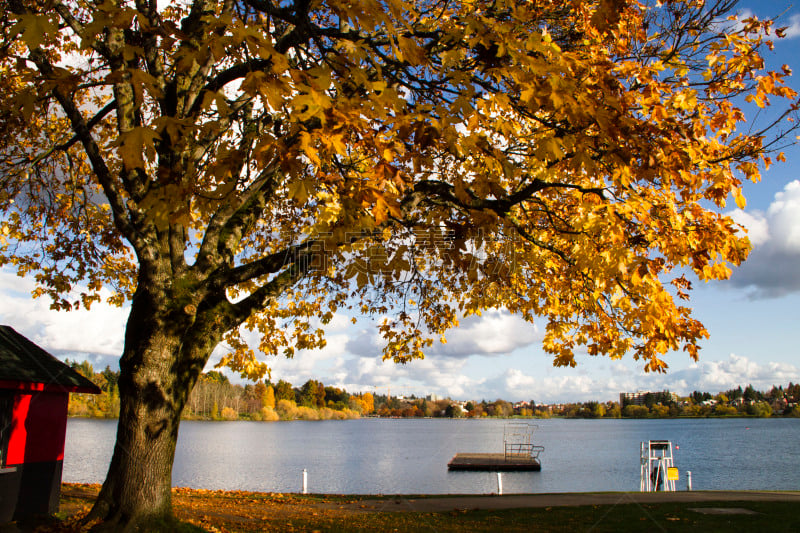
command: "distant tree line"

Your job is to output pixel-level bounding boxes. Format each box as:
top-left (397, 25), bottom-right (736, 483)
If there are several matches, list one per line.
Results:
top-left (66, 361), bottom-right (373, 421)
top-left (361, 384), bottom-right (800, 419)
top-left (65, 359), bottom-right (800, 420)
top-left (373, 397), bottom-right (539, 418)
top-left (65, 360), bottom-right (120, 418)
top-left (550, 383), bottom-right (800, 419)
top-left (183, 372), bottom-right (373, 421)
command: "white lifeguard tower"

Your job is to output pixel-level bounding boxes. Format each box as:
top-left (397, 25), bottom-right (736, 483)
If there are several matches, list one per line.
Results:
top-left (640, 440), bottom-right (677, 492)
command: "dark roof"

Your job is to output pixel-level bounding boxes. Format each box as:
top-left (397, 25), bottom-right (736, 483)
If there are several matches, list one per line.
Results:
top-left (0, 325), bottom-right (101, 393)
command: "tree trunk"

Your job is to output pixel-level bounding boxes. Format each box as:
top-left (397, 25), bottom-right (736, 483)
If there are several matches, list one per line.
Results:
top-left (87, 388), bottom-right (180, 530)
top-left (85, 284), bottom-right (213, 531)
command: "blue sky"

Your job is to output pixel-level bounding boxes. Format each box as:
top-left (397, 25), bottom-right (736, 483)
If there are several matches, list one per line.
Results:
top-left (2, 1), bottom-right (800, 403)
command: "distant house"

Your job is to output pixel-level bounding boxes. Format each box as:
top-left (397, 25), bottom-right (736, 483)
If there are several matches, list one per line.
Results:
top-left (0, 325), bottom-right (100, 523)
top-left (619, 390), bottom-right (678, 406)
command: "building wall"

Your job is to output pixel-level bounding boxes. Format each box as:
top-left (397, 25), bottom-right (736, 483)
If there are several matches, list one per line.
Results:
top-left (7, 391), bottom-right (68, 464)
top-left (0, 390), bottom-right (69, 521)
top-left (620, 392), bottom-right (651, 406)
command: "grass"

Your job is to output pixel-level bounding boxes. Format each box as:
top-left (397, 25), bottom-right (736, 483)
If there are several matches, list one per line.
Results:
top-left (25, 484), bottom-right (800, 532)
top-left (258, 502), bottom-right (800, 532)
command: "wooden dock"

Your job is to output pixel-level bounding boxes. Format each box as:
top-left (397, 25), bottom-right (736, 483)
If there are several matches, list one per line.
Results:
top-left (447, 453), bottom-right (542, 471)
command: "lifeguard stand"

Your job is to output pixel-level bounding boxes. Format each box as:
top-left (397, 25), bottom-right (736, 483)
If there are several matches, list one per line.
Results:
top-left (503, 423), bottom-right (544, 461)
top-left (640, 440), bottom-right (677, 492)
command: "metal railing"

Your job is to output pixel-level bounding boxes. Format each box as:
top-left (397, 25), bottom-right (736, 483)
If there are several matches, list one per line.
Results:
top-left (503, 423), bottom-right (544, 461)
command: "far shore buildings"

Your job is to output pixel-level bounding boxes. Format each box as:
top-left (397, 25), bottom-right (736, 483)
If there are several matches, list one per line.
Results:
top-left (619, 390), bottom-right (679, 406)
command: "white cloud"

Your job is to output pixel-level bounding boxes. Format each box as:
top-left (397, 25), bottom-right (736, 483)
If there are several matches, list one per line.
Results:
top-left (0, 268), bottom-right (127, 362)
top-left (505, 368), bottom-right (537, 390)
top-left (157, 0), bottom-right (192, 10)
top-left (729, 209), bottom-right (770, 246)
top-left (664, 354), bottom-right (799, 394)
top-left (430, 310), bottom-right (541, 357)
top-left (448, 354), bottom-right (800, 404)
top-left (765, 180), bottom-right (800, 251)
top-left (345, 309), bottom-right (540, 360)
top-left (262, 333), bottom-right (351, 385)
top-left (344, 327), bottom-right (386, 359)
top-left (324, 312), bottom-right (355, 332)
top-left (332, 353), bottom-right (476, 398)
top-left (728, 180), bottom-right (800, 297)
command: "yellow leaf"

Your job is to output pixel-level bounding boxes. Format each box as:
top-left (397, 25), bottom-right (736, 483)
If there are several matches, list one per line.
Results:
top-left (11, 14), bottom-right (57, 50)
top-left (299, 132), bottom-right (321, 166)
top-left (115, 127), bottom-right (160, 169)
top-left (734, 188), bottom-right (746, 209)
top-left (288, 180), bottom-right (310, 204)
top-left (397, 36), bottom-right (426, 65)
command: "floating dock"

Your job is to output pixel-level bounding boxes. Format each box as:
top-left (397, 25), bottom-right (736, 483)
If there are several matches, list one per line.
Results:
top-left (448, 423), bottom-right (544, 471)
top-left (448, 453), bottom-right (542, 471)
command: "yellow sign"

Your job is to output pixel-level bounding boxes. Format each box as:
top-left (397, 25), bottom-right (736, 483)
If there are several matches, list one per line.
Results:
top-left (667, 467), bottom-right (679, 481)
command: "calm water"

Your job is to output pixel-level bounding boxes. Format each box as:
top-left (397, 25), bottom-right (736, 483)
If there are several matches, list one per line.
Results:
top-left (64, 417), bottom-right (800, 494)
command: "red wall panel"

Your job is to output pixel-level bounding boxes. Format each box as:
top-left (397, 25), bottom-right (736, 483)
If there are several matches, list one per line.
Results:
top-left (6, 392), bottom-right (68, 465)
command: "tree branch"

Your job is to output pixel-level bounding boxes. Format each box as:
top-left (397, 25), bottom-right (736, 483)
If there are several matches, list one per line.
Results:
top-left (219, 239), bottom-right (318, 288)
top-left (225, 260), bottom-right (310, 326)
top-left (26, 49), bottom-right (140, 249)
top-left (55, 100), bottom-right (118, 152)
top-left (52, 1), bottom-right (111, 58)
top-left (193, 162), bottom-right (282, 275)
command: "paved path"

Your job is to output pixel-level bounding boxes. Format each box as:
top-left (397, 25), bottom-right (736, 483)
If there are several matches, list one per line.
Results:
top-left (348, 491), bottom-right (800, 513)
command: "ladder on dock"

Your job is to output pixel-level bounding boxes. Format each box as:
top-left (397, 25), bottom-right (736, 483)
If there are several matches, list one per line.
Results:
top-left (503, 423), bottom-right (544, 461)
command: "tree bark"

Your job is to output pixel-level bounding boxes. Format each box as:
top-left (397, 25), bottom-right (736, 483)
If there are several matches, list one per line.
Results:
top-left (87, 390), bottom-right (179, 530)
top-left (85, 281), bottom-right (213, 531)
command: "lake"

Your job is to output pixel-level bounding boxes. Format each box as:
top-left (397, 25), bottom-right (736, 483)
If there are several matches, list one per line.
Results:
top-left (64, 417), bottom-right (800, 495)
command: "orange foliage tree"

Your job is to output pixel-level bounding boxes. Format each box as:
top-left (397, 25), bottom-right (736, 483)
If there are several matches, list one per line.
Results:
top-left (361, 392), bottom-right (375, 415)
top-left (1, 0), bottom-right (797, 527)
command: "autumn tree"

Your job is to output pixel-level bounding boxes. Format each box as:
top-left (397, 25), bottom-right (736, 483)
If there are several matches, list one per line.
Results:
top-left (299, 378), bottom-right (325, 407)
top-left (489, 399), bottom-right (514, 417)
top-left (262, 383), bottom-right (276, 410)
top-left (361, 392), bottom-right (375, 415)
top-left (444, 403), bottom-right (463, 418)
top-left (251, 380), bottom-right (266, 404)
top-left (273, 379), bottom-right (294, 402)
top-left (1, 0), bottom-right (797, 527)
top-left (324, 384), bottom-right (349, 407)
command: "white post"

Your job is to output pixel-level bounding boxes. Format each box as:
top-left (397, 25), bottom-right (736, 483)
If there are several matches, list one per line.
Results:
top-left (302, 468), bottom-right (308, 494)
top-left (496, 472), bottom-right (503, 495)
top-left (686, 471), bottom-right (692, 491)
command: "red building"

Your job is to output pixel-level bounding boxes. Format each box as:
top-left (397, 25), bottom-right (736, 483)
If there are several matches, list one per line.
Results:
top-left (0, 325), bottom-right (100, 522)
